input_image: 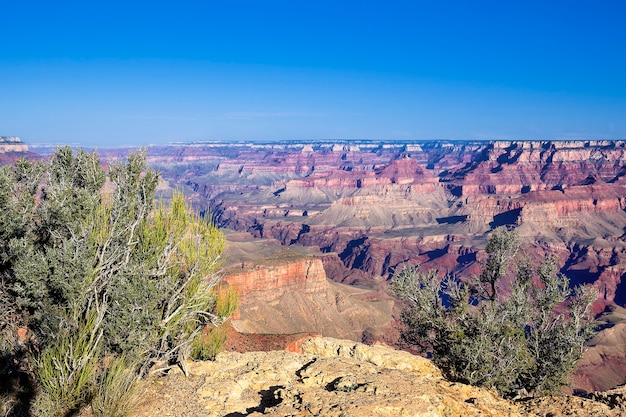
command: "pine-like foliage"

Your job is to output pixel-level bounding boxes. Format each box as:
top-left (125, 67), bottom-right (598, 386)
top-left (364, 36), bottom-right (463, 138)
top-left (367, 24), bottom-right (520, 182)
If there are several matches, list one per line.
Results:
top-left (392, 227), bottom-right (596, 397)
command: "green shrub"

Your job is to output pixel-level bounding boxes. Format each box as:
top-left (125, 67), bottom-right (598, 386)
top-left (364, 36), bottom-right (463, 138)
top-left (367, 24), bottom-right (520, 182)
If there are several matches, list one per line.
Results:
top-left (191, 324), bottom-right (230, 361)
top-left (0, 147), bottom-right (236, 414)
top-left (28, 390), bottom-right (57, 417)
top-left (91, 356), bottom-right (140, 417)
top-left (215, 285), bottom-right (239, 320)
top-left (34, 309), bottom-right (101, 414)
top-left (191, 286), bottom-right (238, 360)
top-left (392, 227), bottom-right (596, 397)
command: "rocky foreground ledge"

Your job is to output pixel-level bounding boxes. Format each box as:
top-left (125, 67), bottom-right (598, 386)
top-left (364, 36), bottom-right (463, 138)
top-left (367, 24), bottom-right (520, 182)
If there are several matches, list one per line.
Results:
top-left (131, 337), bottom-right (625, 417)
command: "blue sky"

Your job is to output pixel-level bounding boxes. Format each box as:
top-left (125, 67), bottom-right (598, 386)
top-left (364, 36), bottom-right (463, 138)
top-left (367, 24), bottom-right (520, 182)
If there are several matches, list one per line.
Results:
top-left (1, 1), bottom-right (625, 147)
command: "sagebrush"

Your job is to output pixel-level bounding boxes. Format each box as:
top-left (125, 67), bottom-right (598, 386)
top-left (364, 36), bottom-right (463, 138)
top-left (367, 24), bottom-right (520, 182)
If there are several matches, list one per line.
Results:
top-left (0, 148), bottom-right (234, 415)
top-left (392, 227), bottom-right (596, 397)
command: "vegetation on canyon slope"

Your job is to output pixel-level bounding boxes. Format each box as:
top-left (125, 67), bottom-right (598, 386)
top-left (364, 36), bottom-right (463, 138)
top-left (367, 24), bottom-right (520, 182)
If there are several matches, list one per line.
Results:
top-left (0, 148), bottom-right (234, 416)
top-left (393, 227), bottom-right (597, 398)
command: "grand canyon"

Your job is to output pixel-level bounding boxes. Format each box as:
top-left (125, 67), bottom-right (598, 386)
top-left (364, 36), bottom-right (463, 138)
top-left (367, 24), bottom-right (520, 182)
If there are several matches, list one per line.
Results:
top-left (117, 138), bottom-right (626, 393)
top-left (5, 136), bottom-right (626, 410)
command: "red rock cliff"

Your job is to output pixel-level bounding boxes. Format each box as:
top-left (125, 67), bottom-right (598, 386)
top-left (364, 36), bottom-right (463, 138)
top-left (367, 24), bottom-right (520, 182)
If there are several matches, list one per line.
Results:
top-left (224, 254), bottom-right (328, 302)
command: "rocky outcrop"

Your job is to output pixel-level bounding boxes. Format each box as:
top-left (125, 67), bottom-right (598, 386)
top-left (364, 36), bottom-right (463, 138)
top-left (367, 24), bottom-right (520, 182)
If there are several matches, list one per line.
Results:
top-left (0, 136), bottom-right (28, 153)
top-left (224, 252), bottom-right (328, 302)
top-left (131, 337), bottom-right (626, 417)
top-left (449, 140), bottom-right (626, 194)
top-left (0, 137), bottom-right (34, 165)
top-left (575, 321), bottom-right (626, 393)
top-left (572, 306), bottom-right (626, 393)
top-left (131, 338), bottom-right (531, 417)
top-left (221, 245), bottom-right (395, 341)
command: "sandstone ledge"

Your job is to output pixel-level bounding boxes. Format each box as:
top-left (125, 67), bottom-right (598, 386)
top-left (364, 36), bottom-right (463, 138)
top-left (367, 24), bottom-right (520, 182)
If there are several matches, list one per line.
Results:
top-left (132, 337), bottom-right (530, 417)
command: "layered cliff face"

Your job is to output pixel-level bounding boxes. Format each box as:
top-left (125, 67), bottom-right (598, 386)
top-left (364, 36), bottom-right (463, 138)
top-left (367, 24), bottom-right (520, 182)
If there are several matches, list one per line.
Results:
top-left (447, 140), bottom-right (626, 194)
top-left (174, 141), bottom-right (626, 300)
top-left (144, 139), bottom-right (626, 313)
top-left (222, 240), bottom-right (395, 341)
top-left (224, 252), bottom-right (328, 302)
top-left (0, 136), bottom-right (35, 165)
top-left (0, 136), bottom-right (28, 153)
top-left (573, 305), bottom-right (626, 393)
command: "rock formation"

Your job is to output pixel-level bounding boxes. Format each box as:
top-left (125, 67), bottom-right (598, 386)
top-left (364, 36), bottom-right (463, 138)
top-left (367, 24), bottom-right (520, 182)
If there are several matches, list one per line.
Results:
top-left (0, 136), bottom-right (34, 165)
top-left (0, 136), bottom-right (28, 154)
top-left (131, 337), bottom-right (626, 417)
top-left (222, 242), bottom-right (395, 342)
top-left (224, 252), bottom-right (328, 302)
top-left (572, 305), bottom-right (626, 393)
top-left (159, 140), bottom-right (626, 304)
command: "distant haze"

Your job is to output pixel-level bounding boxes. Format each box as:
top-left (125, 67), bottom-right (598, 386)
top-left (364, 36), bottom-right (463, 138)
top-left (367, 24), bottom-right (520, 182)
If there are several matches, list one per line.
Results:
top-left (1, 1), bottom-right (625, 147)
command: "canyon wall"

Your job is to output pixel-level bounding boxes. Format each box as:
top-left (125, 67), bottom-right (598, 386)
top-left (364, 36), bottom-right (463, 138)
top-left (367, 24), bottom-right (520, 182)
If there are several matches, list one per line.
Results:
top-left (0, 136), bottom-right (33, 165)
top-left (222, 248), bottom-right (395, 341)
top-left (224, 254), bottom-right (328, 302)
top-left (147, 139), bottom-right (626, 309)
top-left (0, 136), bottom-right (28, 153)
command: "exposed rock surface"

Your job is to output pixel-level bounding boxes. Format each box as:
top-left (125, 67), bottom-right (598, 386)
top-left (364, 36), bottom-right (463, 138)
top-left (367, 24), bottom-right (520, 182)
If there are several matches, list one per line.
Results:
top-left (0, 136), bottom-right (35, 165)
top-left (131, 337), bottom-right (626, 417)
top-left (146, 140), bottom-right (626, 303)
top-left (573, 305), bottom-right (626, 392)
top-left (224, 251), bottom-right (328, 303)
top-left (132, 338), bottom-right (529, 417)
top-left (222, 243), bottom-right (395, 342)
top-left (0, 136), bottom-right (28, 153)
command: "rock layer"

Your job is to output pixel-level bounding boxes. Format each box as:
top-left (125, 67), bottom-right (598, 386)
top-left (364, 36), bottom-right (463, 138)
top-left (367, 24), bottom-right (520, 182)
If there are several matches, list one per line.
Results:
top-left (0, 136), bottom-right (28, 153)
top-left (222, 247), bottom-right (395, 341)
top-left (224, 252), bottom-right (328, 303)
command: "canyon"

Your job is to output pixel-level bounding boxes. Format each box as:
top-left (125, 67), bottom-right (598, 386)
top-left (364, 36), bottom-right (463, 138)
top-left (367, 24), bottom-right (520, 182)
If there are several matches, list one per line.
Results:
top-left (221, 238), bottom-right (395, 342)
top-left (145, 140), bottom-right (626, 300)
top-left (0, 137), bottom-right (29, 154)
top-left (0, 137), bottom-right (37, 165)
top-left (8, 138), bottom-right (626, 393)
top-left (142, 139), bottom-right (626, 393)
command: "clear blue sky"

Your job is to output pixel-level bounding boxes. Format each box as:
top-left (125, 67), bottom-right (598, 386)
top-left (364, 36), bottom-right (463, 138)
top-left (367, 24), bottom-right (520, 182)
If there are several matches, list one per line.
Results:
top-left (1, 1), bottom-right (625, 147)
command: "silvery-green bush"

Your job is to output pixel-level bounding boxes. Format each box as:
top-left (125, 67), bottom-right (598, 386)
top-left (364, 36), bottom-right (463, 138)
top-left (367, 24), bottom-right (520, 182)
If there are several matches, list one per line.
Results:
top-left (392, 227), bottom-right (596, 397)
top-left (0, 148), bottom-right (231, 415)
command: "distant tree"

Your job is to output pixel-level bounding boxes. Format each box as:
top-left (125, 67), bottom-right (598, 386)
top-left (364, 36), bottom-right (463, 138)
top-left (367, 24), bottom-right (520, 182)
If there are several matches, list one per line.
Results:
top-left (391, 227), bottom-right (596, 397)
top-left (0, 148), bottom-right (233, 415)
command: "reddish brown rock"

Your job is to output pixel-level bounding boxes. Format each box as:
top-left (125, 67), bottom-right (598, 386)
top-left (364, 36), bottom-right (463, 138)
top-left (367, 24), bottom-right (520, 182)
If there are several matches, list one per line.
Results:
top-left (221, 244), bottom-right (395, 342)
top-left (224, 252), bottom-right (328, 302)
